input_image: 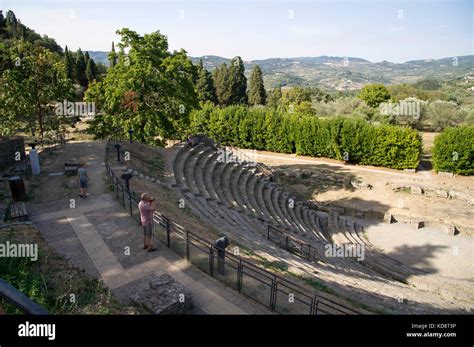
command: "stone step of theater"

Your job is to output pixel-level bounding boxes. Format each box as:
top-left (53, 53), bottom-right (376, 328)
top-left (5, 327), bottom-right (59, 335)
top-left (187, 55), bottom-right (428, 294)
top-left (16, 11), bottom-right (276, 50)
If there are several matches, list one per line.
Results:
top-left (169, 139), bottom-right (474, 308)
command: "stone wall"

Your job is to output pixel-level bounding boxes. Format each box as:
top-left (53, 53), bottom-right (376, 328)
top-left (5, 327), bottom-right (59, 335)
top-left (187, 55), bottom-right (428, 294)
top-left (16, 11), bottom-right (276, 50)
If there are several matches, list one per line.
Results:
top-left (0, 137), bottom-right (26, 169)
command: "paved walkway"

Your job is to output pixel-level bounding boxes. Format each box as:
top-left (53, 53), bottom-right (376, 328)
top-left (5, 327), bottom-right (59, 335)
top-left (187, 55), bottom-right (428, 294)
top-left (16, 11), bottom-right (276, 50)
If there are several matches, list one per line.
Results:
top-left (28, 141), bottom-right (263, 314)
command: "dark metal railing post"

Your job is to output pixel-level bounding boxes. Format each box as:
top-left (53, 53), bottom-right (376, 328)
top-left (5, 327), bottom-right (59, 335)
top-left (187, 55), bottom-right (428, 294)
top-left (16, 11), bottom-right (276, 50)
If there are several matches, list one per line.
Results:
top-left (270, 276), bottom-right (278, 312)
top-left (237, 260), bottom-right (243, 293)
top-left (165, 217), bottom-right (170, 248)
top-left (122, 185), bottom-right (125, 206)
top-left (128, 189), bottom-right (132, 216)
top-left (267, 225), bottom-right (270, 240)
top-left (209, 246), bottom-right (214, 277)
top-left (311, 298), bottom-right (319, 315)
top-left (285, 236), bottom-right (289, 251)
top-left (186, 230), bottom-right (190, 260)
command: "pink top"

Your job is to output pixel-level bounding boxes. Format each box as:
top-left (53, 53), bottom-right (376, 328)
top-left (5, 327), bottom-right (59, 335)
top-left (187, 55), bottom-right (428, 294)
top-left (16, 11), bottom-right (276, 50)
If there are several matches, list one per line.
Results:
top-left (138, 201), bottom-right (154, 226)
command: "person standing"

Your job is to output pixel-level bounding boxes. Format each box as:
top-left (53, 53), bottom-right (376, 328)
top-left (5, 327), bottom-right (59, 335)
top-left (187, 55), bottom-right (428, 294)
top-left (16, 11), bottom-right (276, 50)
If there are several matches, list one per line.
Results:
top-left (138, 193), bottom-right (157, 252)
top-left (78, 162), bottom-right (90, 198)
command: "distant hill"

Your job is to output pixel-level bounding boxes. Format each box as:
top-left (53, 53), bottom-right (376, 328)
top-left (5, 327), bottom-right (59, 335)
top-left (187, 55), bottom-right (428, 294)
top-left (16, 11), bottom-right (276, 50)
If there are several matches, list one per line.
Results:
top-left (87, 51), bottom-right (109, 66)
top-left (87, 51), bottom-right (474, 90)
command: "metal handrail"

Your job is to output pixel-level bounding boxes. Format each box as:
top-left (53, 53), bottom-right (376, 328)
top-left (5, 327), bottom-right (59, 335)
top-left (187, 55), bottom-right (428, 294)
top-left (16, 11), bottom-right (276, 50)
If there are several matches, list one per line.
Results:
top-left (267, 224), bottom-right (320, 262)
top-left (0, 278), bottom-right (48, 314)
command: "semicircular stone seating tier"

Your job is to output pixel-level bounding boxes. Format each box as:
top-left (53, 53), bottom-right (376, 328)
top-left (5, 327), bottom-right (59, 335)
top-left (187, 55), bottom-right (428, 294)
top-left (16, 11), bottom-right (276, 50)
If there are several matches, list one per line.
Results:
top-left (171, 142), bottom-right (474, 301)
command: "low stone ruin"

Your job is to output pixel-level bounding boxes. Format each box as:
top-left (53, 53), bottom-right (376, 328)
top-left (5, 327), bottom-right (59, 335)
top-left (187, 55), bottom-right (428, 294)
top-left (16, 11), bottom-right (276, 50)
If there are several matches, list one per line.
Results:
top-left (384, 212), bottom-right (425, 229)
top-left (130, 274), bottom-right (193, 314)
top-left (350, 180), bottom-right (373, 190)
top-left (388, 182), bottom-right (474, 205)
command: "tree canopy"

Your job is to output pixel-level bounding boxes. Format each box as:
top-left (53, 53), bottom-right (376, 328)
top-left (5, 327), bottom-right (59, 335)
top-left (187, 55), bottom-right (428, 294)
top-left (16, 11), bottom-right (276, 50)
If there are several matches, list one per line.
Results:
top-left (85, 28), bottom-right (198, 143)
top-left (358, 84), bottom-right (391, 108)
top-left (0, 40), bottom-right (74, 138)
top-left (195, 59), bottom-right (217, 104)
top-left (248, 65), bottom-right (266, 106)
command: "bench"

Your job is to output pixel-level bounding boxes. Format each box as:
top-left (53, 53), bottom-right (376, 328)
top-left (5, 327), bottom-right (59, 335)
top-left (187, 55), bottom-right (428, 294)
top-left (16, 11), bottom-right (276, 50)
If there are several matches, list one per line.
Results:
top-left (9, 202), bottom-right (28, 221)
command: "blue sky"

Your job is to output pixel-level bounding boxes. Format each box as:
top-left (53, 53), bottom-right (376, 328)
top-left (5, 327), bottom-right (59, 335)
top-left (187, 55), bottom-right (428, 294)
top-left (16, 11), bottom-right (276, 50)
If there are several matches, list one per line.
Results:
top-left (2, 0), bottom-right (473, 62)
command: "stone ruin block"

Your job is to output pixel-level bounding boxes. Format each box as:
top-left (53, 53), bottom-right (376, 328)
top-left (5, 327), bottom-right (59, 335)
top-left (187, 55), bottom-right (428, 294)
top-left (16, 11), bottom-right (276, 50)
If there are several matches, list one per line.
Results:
top-left (438, 171), bottom-right (454, 178)
top-left (383, 212), bottom-right (397, 224)
top-left (415, 221), bottom-right (425, 229)
top-left (444, 225), bottom-right (460, 236)
top-left (449, 190), bottom-right (474, 205)
top-left (435, 190), bottom-right (449, 198)
top-left (351, 180), bottom-right (373, 190)
top-left (130, 274), bottom-right (193, 314)
top-left (410, 186), bottom-right (424, 195)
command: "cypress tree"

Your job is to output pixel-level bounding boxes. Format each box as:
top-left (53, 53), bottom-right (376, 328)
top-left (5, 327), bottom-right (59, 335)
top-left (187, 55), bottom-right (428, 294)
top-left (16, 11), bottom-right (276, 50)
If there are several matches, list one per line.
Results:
top-left (64, 46), bottom-right (74, 79)
top-left (84, 51), bottom-right (90, 65)
top-left (228, 56), bottom-right (247, 105)
top-left (75, 48), bottom-right (88, 87)
top-left (86, 58), bottom-right (97, 84)
top-left (5, 10), bottom-right (17, 37)
top-left (213, 63), bottom-right (232, 106)
top-left (248, 65), bottom-right (266, 106)
top-left (196, 59), bottom-right (217, 104)
top-left (0, 11), bottom-right (6, 38)
top-left (108, 42), bottom-right (117, 68)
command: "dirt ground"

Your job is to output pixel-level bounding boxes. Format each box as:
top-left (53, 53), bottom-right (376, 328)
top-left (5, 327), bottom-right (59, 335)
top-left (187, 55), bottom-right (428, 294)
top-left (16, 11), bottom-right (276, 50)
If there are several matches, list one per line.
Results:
top-left (421, 131), bottom-right (438, 153)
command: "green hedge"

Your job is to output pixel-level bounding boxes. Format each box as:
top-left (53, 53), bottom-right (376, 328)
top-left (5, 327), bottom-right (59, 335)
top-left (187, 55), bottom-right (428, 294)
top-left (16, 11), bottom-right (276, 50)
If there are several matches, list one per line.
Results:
top-left (432, 126), bottom-right (474, 175)
top-left (190, 104), bottom-right (422, 169)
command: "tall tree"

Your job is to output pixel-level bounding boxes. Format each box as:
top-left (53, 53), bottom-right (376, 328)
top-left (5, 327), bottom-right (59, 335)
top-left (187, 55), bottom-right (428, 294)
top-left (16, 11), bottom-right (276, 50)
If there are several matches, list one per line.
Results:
top-left (0, 11), bottom-right (6, 38)
top-left (228, 56), bottom-right (247, 104)
top-left (84, 51), bottom-right (90, 65)
top-left (213, 63), bottom-right (232, 106)
top-left (108, 41), bottom-right (117, 68)
top-left (0, 41), bottom-right (74, 138)
top-left (63, 46), bottom-right (74, 79)
top-left (85, 28), bottom-right (198, 143)
top-left (86, 57), bottom-right (97, 84)
top-left (248, 65), bottom-right (266, 106)
top-left (5, 10), bottom-right (17, 37)
top-left (195, 59), bottom-right (217, 104)
top-left (75, 48), bottom-right (87, 87)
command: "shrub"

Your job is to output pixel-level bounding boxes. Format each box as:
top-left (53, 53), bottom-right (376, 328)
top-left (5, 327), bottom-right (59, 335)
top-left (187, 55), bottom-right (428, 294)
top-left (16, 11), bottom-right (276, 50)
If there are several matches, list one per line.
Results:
top-left (432, 126), bottom-right (474, 175)
top-left (190, 105), bottom-right (422, 169)
top-left (426, 100), bottom-right (463, 131)
top-left (358, 84), bottom-right (391, 108)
